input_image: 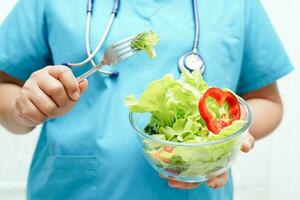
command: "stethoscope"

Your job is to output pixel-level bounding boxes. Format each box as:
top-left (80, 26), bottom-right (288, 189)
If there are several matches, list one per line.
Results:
top-left (64, 0), bottom-right (205, 78)
top-left (178, 0), bottom-right (205, 74)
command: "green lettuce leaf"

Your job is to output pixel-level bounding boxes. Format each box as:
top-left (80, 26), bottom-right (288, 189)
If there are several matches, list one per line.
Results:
top-left (125, 71), bottom-right (210, 142)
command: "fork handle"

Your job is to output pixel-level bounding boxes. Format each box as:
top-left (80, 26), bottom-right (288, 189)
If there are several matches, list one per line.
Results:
top-left (77, 63), bottom-right (104, 82)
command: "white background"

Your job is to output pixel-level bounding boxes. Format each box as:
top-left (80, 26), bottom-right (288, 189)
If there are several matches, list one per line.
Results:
top-left (0, 0), bottom-right (299, 199)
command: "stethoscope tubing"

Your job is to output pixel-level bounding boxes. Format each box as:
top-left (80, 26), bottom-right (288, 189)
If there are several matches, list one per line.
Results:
top-left (192, 0), bottom-right (200, 52)
top-left (85, 12), bottom-right (116, 75)
top-left (67, 0), bottom-right (120, 68)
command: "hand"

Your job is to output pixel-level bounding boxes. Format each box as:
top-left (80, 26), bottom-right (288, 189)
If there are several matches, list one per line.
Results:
top-left (161, 134), bottom-right (255, 190)
top-left (13, 65), bottom-right (88, 128)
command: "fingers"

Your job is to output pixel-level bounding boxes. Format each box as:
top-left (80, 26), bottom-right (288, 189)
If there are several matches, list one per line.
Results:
top-left (24, 83), bottom-right (58, 117)
top-left (159, 174), bottom-right (201, 190)
top-left (168, 180), bottom-right (201, 190)
top-left (241, 134), bottom-right (255, 153)
top-left (14, 65), bottom-right (88, 126)
top-left (36, 73), bottom-right (71, 107)
top-left (160, 172), bottom-right (229, 190)
top-left (14, 93), bottom-right (47, 126)
top-left (206, 172), bottom-right (228, 189)
top-left (79, 79), bottom-right (88, 93)
top-left (46, 65), bottom-right (80, 101)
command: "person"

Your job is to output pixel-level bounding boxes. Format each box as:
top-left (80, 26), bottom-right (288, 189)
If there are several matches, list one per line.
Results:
top-left (0, 0), bottom-right (293, 199)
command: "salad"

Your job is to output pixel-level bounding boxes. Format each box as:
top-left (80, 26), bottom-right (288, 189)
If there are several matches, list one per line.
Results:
top-left (125, 68), bottom-right (248, 179)
top-left (125, 69), bottom-right (245, 141)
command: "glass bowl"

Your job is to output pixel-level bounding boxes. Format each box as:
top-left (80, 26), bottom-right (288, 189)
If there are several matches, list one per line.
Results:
top-left (129, 97), bottom-right (252, 183)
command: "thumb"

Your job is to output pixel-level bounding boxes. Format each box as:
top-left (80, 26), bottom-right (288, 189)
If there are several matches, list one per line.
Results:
top-left (79, 79), bottom-right (88, 94)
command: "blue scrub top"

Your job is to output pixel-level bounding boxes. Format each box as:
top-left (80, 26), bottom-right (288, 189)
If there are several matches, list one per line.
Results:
top-left (0, 0), bottom-right (293, 199)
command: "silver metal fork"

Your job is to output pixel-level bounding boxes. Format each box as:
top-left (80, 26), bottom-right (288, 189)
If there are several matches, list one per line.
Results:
top-left (77, 35), bottom-right (139, 82)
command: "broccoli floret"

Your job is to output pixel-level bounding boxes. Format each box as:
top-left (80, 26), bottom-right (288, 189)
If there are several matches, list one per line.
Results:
top-left (131, 31), bottom-right (160, 59)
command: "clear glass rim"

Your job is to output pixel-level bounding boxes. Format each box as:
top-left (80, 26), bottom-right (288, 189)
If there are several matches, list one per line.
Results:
top-left (129, 96), bottom-right (252, 147)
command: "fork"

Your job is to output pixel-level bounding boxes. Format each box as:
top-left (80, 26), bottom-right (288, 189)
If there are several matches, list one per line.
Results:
top-left (77, 35), bottom-right (139, 82)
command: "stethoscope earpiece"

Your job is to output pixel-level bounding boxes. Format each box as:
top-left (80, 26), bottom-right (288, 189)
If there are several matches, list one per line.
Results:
top-left (109, 70), bottom-right (119, 78)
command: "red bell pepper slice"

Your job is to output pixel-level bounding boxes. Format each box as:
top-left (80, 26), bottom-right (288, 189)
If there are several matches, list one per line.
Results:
top-left (163, 146), bottom-right (174, 153)
top-left (198, 87), bottom-right (241, 134)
